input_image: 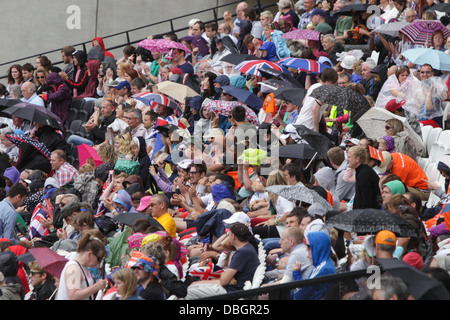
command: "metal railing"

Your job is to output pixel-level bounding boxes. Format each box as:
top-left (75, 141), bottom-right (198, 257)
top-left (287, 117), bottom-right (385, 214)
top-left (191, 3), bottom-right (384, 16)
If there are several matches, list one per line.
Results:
top-left (198, 269), bottom-right (369, 300)
top-left (0, 0), bottom-right (277, 80)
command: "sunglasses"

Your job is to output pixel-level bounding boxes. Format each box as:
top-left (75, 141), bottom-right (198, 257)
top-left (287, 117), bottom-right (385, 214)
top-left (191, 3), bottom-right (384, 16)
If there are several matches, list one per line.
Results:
top-left (30, 270), bottom-right (44, 276)
top-left (385, 125), bottom-right (392, 130)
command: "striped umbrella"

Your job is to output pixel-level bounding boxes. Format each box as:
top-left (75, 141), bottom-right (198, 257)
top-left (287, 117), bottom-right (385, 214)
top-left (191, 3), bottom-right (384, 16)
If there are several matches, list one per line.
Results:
top-left (235, 59), bottom-right (282, 76)
top-left (399, 20), bottom-right (450, 45)
top-left (278, 57), bottom-right (332, 74)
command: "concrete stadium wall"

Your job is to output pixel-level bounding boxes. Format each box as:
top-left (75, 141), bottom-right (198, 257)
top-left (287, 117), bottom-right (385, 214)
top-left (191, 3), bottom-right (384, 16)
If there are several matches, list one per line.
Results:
top-left (0, 0), bottom-right (277, 81)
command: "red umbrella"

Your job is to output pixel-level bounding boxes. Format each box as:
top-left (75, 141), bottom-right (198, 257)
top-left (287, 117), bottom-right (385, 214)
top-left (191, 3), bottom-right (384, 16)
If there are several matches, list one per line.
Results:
top-left (77, 143), bottom-right (103, 167)
top-left (28, 247), bottom-right (69, 279)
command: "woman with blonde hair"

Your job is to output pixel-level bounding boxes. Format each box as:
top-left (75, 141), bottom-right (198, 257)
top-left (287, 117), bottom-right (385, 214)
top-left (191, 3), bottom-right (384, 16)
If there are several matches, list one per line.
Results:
top-left (112, 268), bottom-right (142, 300)
top-left (96, 142), bottom-right (119, 165)
top-left (385, 118), bottom-right (417, 159)
top-left (34, 66), bottom-right (51, 95)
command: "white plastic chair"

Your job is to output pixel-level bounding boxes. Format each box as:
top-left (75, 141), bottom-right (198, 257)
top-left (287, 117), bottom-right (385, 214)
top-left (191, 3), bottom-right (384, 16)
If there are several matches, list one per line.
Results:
top-left (426, 127), bottom-right (443, 157)
top-left (421, 125), bottom-right (433, 153)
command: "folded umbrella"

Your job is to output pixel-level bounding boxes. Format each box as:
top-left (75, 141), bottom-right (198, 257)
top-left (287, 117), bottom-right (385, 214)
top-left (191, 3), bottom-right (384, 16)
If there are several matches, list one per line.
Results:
top-left (77, 143), bottom-right (104, 167)
top-left (3, 102), bottom-right (63, 130)
top-left (221, 85), bottom-right (263, 112)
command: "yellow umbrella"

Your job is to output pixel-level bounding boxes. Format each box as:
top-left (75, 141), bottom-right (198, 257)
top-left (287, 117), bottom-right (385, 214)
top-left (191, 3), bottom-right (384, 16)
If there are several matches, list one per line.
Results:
top-left (155, 81), bottom-right (199, 103)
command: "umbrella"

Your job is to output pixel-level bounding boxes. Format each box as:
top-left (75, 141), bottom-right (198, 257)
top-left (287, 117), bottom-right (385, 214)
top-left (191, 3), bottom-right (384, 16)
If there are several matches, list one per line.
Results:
top-left (155, 81), bottom-right (199, 103)
top-left (401, 47), bottom-right (450, 72)
top-left (376, 258), bottom-right (450, 300)
top-left (324, 208), bottom-right (418, 237)
top-left (235, 59), bottom-right (283, 77)
top-left (202, 100), bottom-right (260, 125)
top-left (0, 98), bottom-right (22, 108)
top-left (133, 92), bottom-right (181, 111)
top-left (3, 102), bottom-right (63, 130)
top-left (281, 29), bottom-right (320, 41)
top-left (308, 85), bottom-right (371, 115)
top-left (270, 143), bottom-right (317, 159)
top-left (220, 53), bottom-right (262, 65)
top-left (294, 124), bottom-right (336, 162)
top-left (356, 106), bottom-right (425, 152)
top-left (6, 133), bottom-right (51, 160)
top-left (265, 184), bottom-right (334, 211)
top-left (335, 3), bottom-right (383, 15)
top-left (26, 247), bottom-right (69, 279)
top-left (258, 66), bottom-right (304, 88)
top-left (112, 211), bottom-right (164, 229)
top-left (373, 21), bottom-right (410, 38)
top-left (136, 38), bottom-right (192, 54)
top-left (399, 20), bottom-right (450, 46)
top-left (278, 57), bottom-right (332, 74)
top-left (273, 87), bottom-right (307, 105)
top-left (77, 143), bottom-right (104, 167)
top-left (258, 79), bottom-right (296, 92)
top-left (221, 85), bottom-right (263, 112)
top-left (431, 3), bottom-right (450, 13)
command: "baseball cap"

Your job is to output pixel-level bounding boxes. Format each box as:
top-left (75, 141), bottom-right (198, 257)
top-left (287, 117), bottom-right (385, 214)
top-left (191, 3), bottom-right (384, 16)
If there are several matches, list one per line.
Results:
top-left (311, 8), bottom-right (327, 16)
top-left (104, 80), bottom-right (120, 88)
top-left (223, 212), bottom-right (251, 226)
top-left (385, 99), bottom-right (406, 113)
top-left (114, 81), bottom-right (131, 91)
top-left (375, 230), bottom-right (397, 246)
top-left (136, 195), bottom-right (152, 211)
top-left (203, 128), bottom-right (224, 140)
top-left (344, 138), bottom-right (360, 146)
top-left (376, 151), bottom-right (392, 174)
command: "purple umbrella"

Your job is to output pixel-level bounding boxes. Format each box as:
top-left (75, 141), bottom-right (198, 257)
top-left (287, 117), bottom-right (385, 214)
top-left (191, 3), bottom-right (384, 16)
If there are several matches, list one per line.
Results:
top-left (137, 38), bottom-right (192, 54)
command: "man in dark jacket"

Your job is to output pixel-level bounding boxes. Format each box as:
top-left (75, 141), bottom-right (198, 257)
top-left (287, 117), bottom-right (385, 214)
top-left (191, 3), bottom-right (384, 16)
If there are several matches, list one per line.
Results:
top-left (60, 50), bottom-right (89, 98)
top-left (347, 146), bottom-right (380, 209)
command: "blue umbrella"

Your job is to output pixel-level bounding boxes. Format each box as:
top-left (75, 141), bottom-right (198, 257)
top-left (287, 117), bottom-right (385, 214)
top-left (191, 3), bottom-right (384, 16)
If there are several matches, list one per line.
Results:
top-left (221, 85), bottom-right (263, 112)
top-left (401, 47), bottom-right (450, 71)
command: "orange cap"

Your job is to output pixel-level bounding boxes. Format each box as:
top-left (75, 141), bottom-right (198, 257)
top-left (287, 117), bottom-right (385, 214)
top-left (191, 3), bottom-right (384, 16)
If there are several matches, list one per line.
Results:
top-left (375, 230), bottom-right (396, 246)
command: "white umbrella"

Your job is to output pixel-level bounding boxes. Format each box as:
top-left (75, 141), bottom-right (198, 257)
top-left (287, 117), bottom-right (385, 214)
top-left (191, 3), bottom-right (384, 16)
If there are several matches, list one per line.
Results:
top-left (155, 81), bottom-right (199, 103)
top-left (356, 107), bottom-right (425, 151)
top-left (373, 21), bottom-right (410, 37)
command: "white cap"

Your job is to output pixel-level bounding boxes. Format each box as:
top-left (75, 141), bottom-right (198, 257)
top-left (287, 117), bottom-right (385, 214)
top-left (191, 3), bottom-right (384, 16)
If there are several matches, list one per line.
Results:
top-left (280, 124), bottom-right (300, 140)
top-left (223, 211), bottom-right (251, 225)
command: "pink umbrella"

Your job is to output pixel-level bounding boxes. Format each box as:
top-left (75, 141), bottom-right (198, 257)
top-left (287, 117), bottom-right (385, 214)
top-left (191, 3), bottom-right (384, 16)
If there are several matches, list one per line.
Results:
top-left (203, 100), bottom-right (260, 126)
top-left (281, 29), bottom-right (320, 41)
top-left (77, 143), bottom-right (103, 167)
top-left (235, 59), bottom-right (283, 77)
top-left (137, 38), bottom-right (192, 54)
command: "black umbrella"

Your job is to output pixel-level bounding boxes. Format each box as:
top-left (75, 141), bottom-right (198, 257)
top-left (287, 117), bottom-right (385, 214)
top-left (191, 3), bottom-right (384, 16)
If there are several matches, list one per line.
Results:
top-left (431, 3), bottom-right (450, 13)
top-left (335, 3), bottom-right (384, 15)
top-left (0, 98), bottom-right (21, 117)
top-left (273, 87), bottom-right (307, 106)
top-left (258, 66), bottom-right (303, 88)
top-left (112, 211), bottom-right (164, 229)
top-left (293, 124), bottom-right (336, 162)
top-left (3, 102), bottom-right (63, 130)
top-left (325, 208), bottom-right (418, 237)
top-left (308, 85), bottom-right (371, 115)
top-left (377, 258), bottom-right (450, 300)
top-left (221, 85), bottom-right (263, 111)
top-left (220, 53), bottom-right (262, 65)
top-left (271, 143), bottom-right (317, 159)
top-left (259, 79), bottom-right (296, 92)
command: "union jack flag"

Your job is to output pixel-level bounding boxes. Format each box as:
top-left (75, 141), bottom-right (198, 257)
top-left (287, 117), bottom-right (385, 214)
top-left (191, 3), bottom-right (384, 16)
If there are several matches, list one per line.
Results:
top-left (29, 203), bottom-right (53, 239)
top-left (189, 261), bottom-right (224, 280)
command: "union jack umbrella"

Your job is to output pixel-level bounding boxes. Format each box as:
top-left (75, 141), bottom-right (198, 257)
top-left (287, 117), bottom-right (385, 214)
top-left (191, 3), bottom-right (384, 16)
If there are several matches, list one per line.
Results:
top-left (278, 57), bottom-right (332, 74)
top-left (189, 261), bottom-right (224, 280)
top-left (6, 133), bottom-right (51, 160)
top-left (399, 20), bottom-right (450, 45)
top-left (235, 59), bottom-right (282, 76)
top-left (133, 92), bottom-right (181, 114)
